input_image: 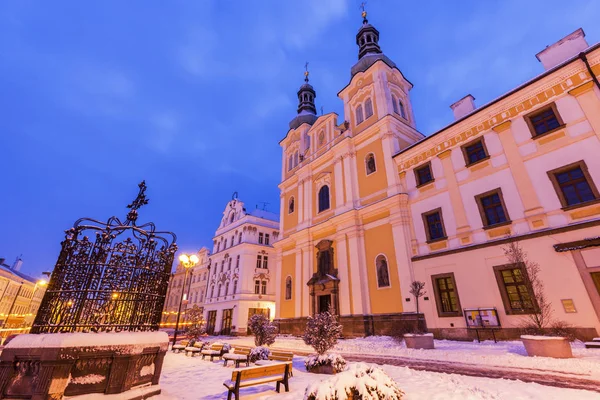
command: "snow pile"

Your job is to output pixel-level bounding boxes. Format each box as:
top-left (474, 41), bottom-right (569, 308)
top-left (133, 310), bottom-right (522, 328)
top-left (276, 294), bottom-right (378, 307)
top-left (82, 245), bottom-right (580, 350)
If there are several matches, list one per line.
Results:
top-left (249, 346), bottom-right (271, 363)
top-left (69, 374), bottom-right (105, 385)
top-left (7, 331), bottom-right (168, 350)
top-left (305, 354), bottom-right (347, 374)
top-left (304, 363), bottom-right (404, 400)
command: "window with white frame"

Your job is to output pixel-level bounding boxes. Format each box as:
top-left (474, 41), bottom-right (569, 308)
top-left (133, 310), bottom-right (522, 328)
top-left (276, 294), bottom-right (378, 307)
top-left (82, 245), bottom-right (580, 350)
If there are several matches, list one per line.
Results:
top-left (259, 233), bottom-right (264, 244)
top-left (236, 255), bottom-right (240, 268)
top-left (254, 280), bottom-right (260, 294)
top-left (265, 234), bottom-right (270, 245)
top-left (256, 255), bottom-right (263, 269)
top-left (263, 255), bottom-right (268, 269)
top-left (233, 280), bottom-right (237, 295)
top-left (261, 281), bottom-right (267, 295)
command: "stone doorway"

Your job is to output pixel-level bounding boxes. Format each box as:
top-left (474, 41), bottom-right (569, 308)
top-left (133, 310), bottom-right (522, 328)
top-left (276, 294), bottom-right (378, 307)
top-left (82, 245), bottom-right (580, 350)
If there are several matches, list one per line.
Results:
top-left (308, 240), bottom-right (340, 315)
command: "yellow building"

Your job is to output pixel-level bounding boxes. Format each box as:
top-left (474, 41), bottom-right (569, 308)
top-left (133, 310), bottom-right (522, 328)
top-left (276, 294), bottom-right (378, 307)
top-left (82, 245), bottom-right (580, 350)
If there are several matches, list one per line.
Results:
top-left (275, 13), bottom-right (600, 340)
top-left (0, 257), bottom-right (47, 342)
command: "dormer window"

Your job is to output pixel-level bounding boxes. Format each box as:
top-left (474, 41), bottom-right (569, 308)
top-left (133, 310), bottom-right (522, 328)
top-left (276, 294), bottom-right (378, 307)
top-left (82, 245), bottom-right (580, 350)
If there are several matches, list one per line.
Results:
top-left (356, 105), bottom-right (364, 125)
top-left (365, 98), bottom-right (373, 119)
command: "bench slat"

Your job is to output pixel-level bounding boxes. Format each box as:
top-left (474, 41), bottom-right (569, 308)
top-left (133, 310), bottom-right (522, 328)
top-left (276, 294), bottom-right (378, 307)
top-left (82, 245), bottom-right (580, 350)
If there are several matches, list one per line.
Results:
top-left (232, 364), bottom-right (287, 381)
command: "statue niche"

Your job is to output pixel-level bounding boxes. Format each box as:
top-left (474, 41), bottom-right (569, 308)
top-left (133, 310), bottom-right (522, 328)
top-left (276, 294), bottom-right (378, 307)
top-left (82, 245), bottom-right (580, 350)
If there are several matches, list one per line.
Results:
top-left (307, 240), bottom-right (340, 316)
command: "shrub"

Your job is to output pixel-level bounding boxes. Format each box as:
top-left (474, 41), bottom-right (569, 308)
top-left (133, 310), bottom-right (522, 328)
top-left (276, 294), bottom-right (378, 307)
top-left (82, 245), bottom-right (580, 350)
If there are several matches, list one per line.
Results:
top-left (304, 363), bottom-right (404, 400)
top-left (305, 354), bottom-right (347, 374)
top-left (249, 346), bottom-right (271, 363)
top-left (248, 314), bottom-right (277, 347)
top-left (303, 308), bottom-right (343, 355)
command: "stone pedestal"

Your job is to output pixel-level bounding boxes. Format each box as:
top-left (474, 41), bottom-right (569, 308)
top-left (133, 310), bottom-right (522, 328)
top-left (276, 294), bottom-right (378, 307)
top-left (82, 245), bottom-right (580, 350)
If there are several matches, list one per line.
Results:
top-left (0, 331), bottom-right (168, 399)
top-left (521, 335), bottom-right (573, 358)
top-left (404, 333), bottom-right (435, 349)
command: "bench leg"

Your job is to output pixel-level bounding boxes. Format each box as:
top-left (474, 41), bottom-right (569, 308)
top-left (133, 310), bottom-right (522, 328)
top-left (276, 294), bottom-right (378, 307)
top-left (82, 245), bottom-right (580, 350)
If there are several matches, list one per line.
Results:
top-left (227, 389), bottom-right (233, 400)
top-left (223, 359), bottom-right (227, 367)
top-left (276, 381), bottom-right (280, 393)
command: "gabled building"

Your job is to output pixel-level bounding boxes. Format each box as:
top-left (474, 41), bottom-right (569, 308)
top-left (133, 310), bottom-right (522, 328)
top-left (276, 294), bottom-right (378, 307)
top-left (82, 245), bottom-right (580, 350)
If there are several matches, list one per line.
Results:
top-left (275, 9), bottom-right (600, 340)
top-left (203, 196), bottom-right (279, 335)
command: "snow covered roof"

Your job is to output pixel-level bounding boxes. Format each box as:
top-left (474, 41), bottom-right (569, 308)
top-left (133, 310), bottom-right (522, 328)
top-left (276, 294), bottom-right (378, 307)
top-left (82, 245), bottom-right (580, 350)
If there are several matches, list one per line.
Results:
top-left (249, 208), bottom-right (279, 222)
top-left (0, 263), bottom-right (38, 284)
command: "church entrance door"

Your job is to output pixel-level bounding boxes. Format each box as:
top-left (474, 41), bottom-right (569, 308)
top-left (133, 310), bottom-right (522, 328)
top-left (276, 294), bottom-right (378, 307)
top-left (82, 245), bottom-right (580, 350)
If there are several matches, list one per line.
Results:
top-left (318, 294), bottom-right (332, 314)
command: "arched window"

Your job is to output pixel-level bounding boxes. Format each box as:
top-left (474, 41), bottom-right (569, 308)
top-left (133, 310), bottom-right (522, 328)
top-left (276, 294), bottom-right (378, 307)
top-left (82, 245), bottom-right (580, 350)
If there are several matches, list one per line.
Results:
top-left (236, 255), bottom-right (240, 268)
top-left (228, 257), bottom-right (232, 270)
top-left (366, 153), bottom-right (376, 175)
top-left (318, 185), bottom-right (330, 213)
top-left (289, 197), bottom-right (295, 214)
top-left (285, 276), bottom-right (292, 300)
top-left (356, 105), bottom-right (364, 125)
top-left (288, 154), bottom-right (293, 171)
top-left (392, 95), bottom-right (399, 114)
top-left (365, 98), bottom-right (373, 119)
top-left (376, 255), bottom-right (391, 288)
top-left (399, 100), bottom-right (407, 119)
top-left (294, 151), bottom-right (299, 167)
top-left (210, 285), bottom-right (215, 298)
top-left (225, 282), bottom-right (229, 296)
top-left (229, 213), bottom-right (235, 223)
top-left (231, 235), bottom-right (234, 246)
top-left (218, 284), bottom-right (222, 297)
top-left (233, 280), bottom-right (238, 295)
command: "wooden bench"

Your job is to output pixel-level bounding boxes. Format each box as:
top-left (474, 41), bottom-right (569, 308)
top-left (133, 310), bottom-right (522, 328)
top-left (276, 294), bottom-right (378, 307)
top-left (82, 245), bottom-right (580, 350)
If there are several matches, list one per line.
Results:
top-left (255, 350), bottom-right (294, 376)
top-left (223, 363), bottom-right (290, 400)
top-left (185, 342), bottom-right (205, 357)
top-left (223, 345), bottom-right (252, 367)
top-left (172, 340), bottom-right (190, 353)
top-left (201, 343), bottom-right (225, 361)
top-left (585, 337), bottom-right (600, 349)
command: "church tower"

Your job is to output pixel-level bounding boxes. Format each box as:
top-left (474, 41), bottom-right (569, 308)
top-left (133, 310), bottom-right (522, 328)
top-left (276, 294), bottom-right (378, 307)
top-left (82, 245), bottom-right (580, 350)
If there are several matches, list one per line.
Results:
top-left (275, 9), bottom-right (425, 336)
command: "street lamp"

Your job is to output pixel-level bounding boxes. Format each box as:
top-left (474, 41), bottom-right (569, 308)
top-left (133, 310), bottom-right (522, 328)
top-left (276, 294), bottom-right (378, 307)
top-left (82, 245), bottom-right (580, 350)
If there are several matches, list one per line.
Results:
top-left (172, 253), bottom-right (199, 346)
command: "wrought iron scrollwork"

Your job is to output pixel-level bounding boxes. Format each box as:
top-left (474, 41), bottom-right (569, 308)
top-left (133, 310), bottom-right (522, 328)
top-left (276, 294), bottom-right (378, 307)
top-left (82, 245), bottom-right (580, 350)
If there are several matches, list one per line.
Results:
top-left (31, 181), bottom-right (177, 334)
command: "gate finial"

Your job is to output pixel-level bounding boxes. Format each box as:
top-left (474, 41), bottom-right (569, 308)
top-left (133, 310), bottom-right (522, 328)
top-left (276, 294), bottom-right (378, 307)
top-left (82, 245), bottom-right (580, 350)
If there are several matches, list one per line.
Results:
top-left (126, 181), bottom-right (149, 224)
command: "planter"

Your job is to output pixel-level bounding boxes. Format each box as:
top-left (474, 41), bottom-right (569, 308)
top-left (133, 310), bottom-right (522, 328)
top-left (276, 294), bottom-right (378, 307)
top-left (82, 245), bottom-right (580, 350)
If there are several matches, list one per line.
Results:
top-left (307, 364), bottom-right (336, 375)
top-left (404, 333), bottom-right (434, 349)
top-left (521, 335), bottom-right (573, 358)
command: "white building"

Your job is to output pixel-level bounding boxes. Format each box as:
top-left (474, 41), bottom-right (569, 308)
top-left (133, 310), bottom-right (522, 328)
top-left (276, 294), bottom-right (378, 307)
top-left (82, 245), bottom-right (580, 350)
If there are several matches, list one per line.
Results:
top-left (203, 196), bottom-right (279, 335)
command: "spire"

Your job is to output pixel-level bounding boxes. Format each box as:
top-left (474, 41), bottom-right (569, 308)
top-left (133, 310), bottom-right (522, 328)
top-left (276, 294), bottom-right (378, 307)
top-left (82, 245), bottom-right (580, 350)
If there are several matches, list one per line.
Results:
top-left (350, 4), bottom-right (397, 77)
top-left (356, 3), bottom-right (382, 60)
top-left (289, 62), bottom-right (318, 130)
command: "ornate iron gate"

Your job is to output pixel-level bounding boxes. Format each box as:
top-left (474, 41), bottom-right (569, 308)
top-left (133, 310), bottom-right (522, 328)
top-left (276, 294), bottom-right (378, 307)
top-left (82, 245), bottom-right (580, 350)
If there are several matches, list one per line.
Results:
top-left (31, 181), bottom-right (177, 333)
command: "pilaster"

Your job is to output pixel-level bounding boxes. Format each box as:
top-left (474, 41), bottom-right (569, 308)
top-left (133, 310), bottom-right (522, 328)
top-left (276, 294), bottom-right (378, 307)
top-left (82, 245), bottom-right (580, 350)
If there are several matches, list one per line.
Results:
top-left (381, 131), bottom-right (401, 196)
top-left (389, 194), bottom-right (416, 312)
top-left (294, 249), bottom-right (303, 317)
top-left (493, 120), bottom-right (546, 230)
top-left (334, 232), bottom-right (351, 315)
top-left (333, 156), bottom-right (345, 214)
top-left (346, 228), bottom-right (370, 314)
top-left (568, 81), bottom-right (600, 141)
top-left (302, 243), bottom-right (312, 316)
top-left (297, 178), bottom-right (304, 223)
top-left (438, 149), bottom-right (471, 240)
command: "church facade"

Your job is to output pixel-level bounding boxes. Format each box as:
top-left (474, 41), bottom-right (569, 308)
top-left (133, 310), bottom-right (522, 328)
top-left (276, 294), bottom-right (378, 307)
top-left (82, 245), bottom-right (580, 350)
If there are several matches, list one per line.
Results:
top-left (274, 13), bottom-right (600, 340)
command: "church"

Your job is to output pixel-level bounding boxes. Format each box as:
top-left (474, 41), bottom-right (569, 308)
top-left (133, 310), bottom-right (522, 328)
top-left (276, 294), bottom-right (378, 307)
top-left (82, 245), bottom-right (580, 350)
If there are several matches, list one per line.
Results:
top-left (274, 10), bottom-right (600, 340)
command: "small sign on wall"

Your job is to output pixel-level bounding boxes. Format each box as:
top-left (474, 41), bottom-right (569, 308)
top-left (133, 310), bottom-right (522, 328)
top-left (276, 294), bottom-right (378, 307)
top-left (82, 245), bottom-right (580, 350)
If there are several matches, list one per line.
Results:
top-left (561, 299), bottom-right (577, 313)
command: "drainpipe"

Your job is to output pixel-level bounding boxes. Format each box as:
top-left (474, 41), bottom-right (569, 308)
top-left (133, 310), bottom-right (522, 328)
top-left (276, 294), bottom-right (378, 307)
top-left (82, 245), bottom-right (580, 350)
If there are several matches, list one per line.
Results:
top-left (579, 52), bottom-right (600, 91)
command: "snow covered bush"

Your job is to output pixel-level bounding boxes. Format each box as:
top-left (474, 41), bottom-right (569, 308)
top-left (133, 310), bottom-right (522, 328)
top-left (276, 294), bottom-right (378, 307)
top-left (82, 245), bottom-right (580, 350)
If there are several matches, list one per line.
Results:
top-left (249, 346), bottom-right (271, 363)
top-left (248, 314), bottom-right (277, 347)
top-left (303, 308), bottom-right (343, 355)
top-left (305, 354), bottom-right (347, 374)
top-left (304, 363), bottom-right (404, 400)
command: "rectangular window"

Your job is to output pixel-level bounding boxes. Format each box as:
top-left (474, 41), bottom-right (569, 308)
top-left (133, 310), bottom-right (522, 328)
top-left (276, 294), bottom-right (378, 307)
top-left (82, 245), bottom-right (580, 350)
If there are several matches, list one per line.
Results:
top-left (236, 255), bottom-right (240, 268)
top-left (475, 188), bottom-right (510, 227)
top-left (493, 264), bottom-right (536, 314)
top-left (265, 234), bottom-right (270, 245)
top-left (254, 280), bottom-right (260, 295)
top-left (263, 256), bottom-right (268, 269)
top-left (414, 162), bottom-right (434, 187)
top-left (432, 273), bottom-right (461, 317)
top-left (258, 233), bottom-right (264, 244)
top-left (461, 138), bottom-right (488, 166)
top-left (422, 208), bottom-right (446, 242)
top-left (256, 255), bottom-right (262, 269)
top-left (261, 281), bottom-right (267, 295)
top-left (547, 161), bottom-right (599, 208)
top-left (525, 103), bottom-right (563, 137)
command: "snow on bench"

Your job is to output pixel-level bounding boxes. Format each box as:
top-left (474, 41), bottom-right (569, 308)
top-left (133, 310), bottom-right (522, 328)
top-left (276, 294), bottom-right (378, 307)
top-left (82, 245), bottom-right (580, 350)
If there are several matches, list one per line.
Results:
top-left (223, 362), bottom-right (290, 400)
top-left (223, 346), bottom-right (252, 367)
top-left (202, 344), bottom-right (225, 361)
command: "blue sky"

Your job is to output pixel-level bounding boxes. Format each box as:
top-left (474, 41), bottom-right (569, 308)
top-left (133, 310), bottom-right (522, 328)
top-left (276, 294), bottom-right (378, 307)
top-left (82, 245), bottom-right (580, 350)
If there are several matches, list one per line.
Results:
top-left (1, 0), bottom-right (599, 277)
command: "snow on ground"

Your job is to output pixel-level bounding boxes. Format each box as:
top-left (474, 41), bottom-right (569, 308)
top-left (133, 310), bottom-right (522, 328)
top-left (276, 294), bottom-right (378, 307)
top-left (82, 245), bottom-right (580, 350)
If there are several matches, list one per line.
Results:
top-left (156, 351), bottom-right (600, 400)
top-left (220, 335), bottom-right (600, 378)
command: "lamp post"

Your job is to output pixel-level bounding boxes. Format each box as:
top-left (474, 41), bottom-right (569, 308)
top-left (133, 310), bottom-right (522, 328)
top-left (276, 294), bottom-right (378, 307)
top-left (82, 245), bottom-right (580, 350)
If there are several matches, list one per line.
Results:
top-left (172, 253), bottom-right (199, 346)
